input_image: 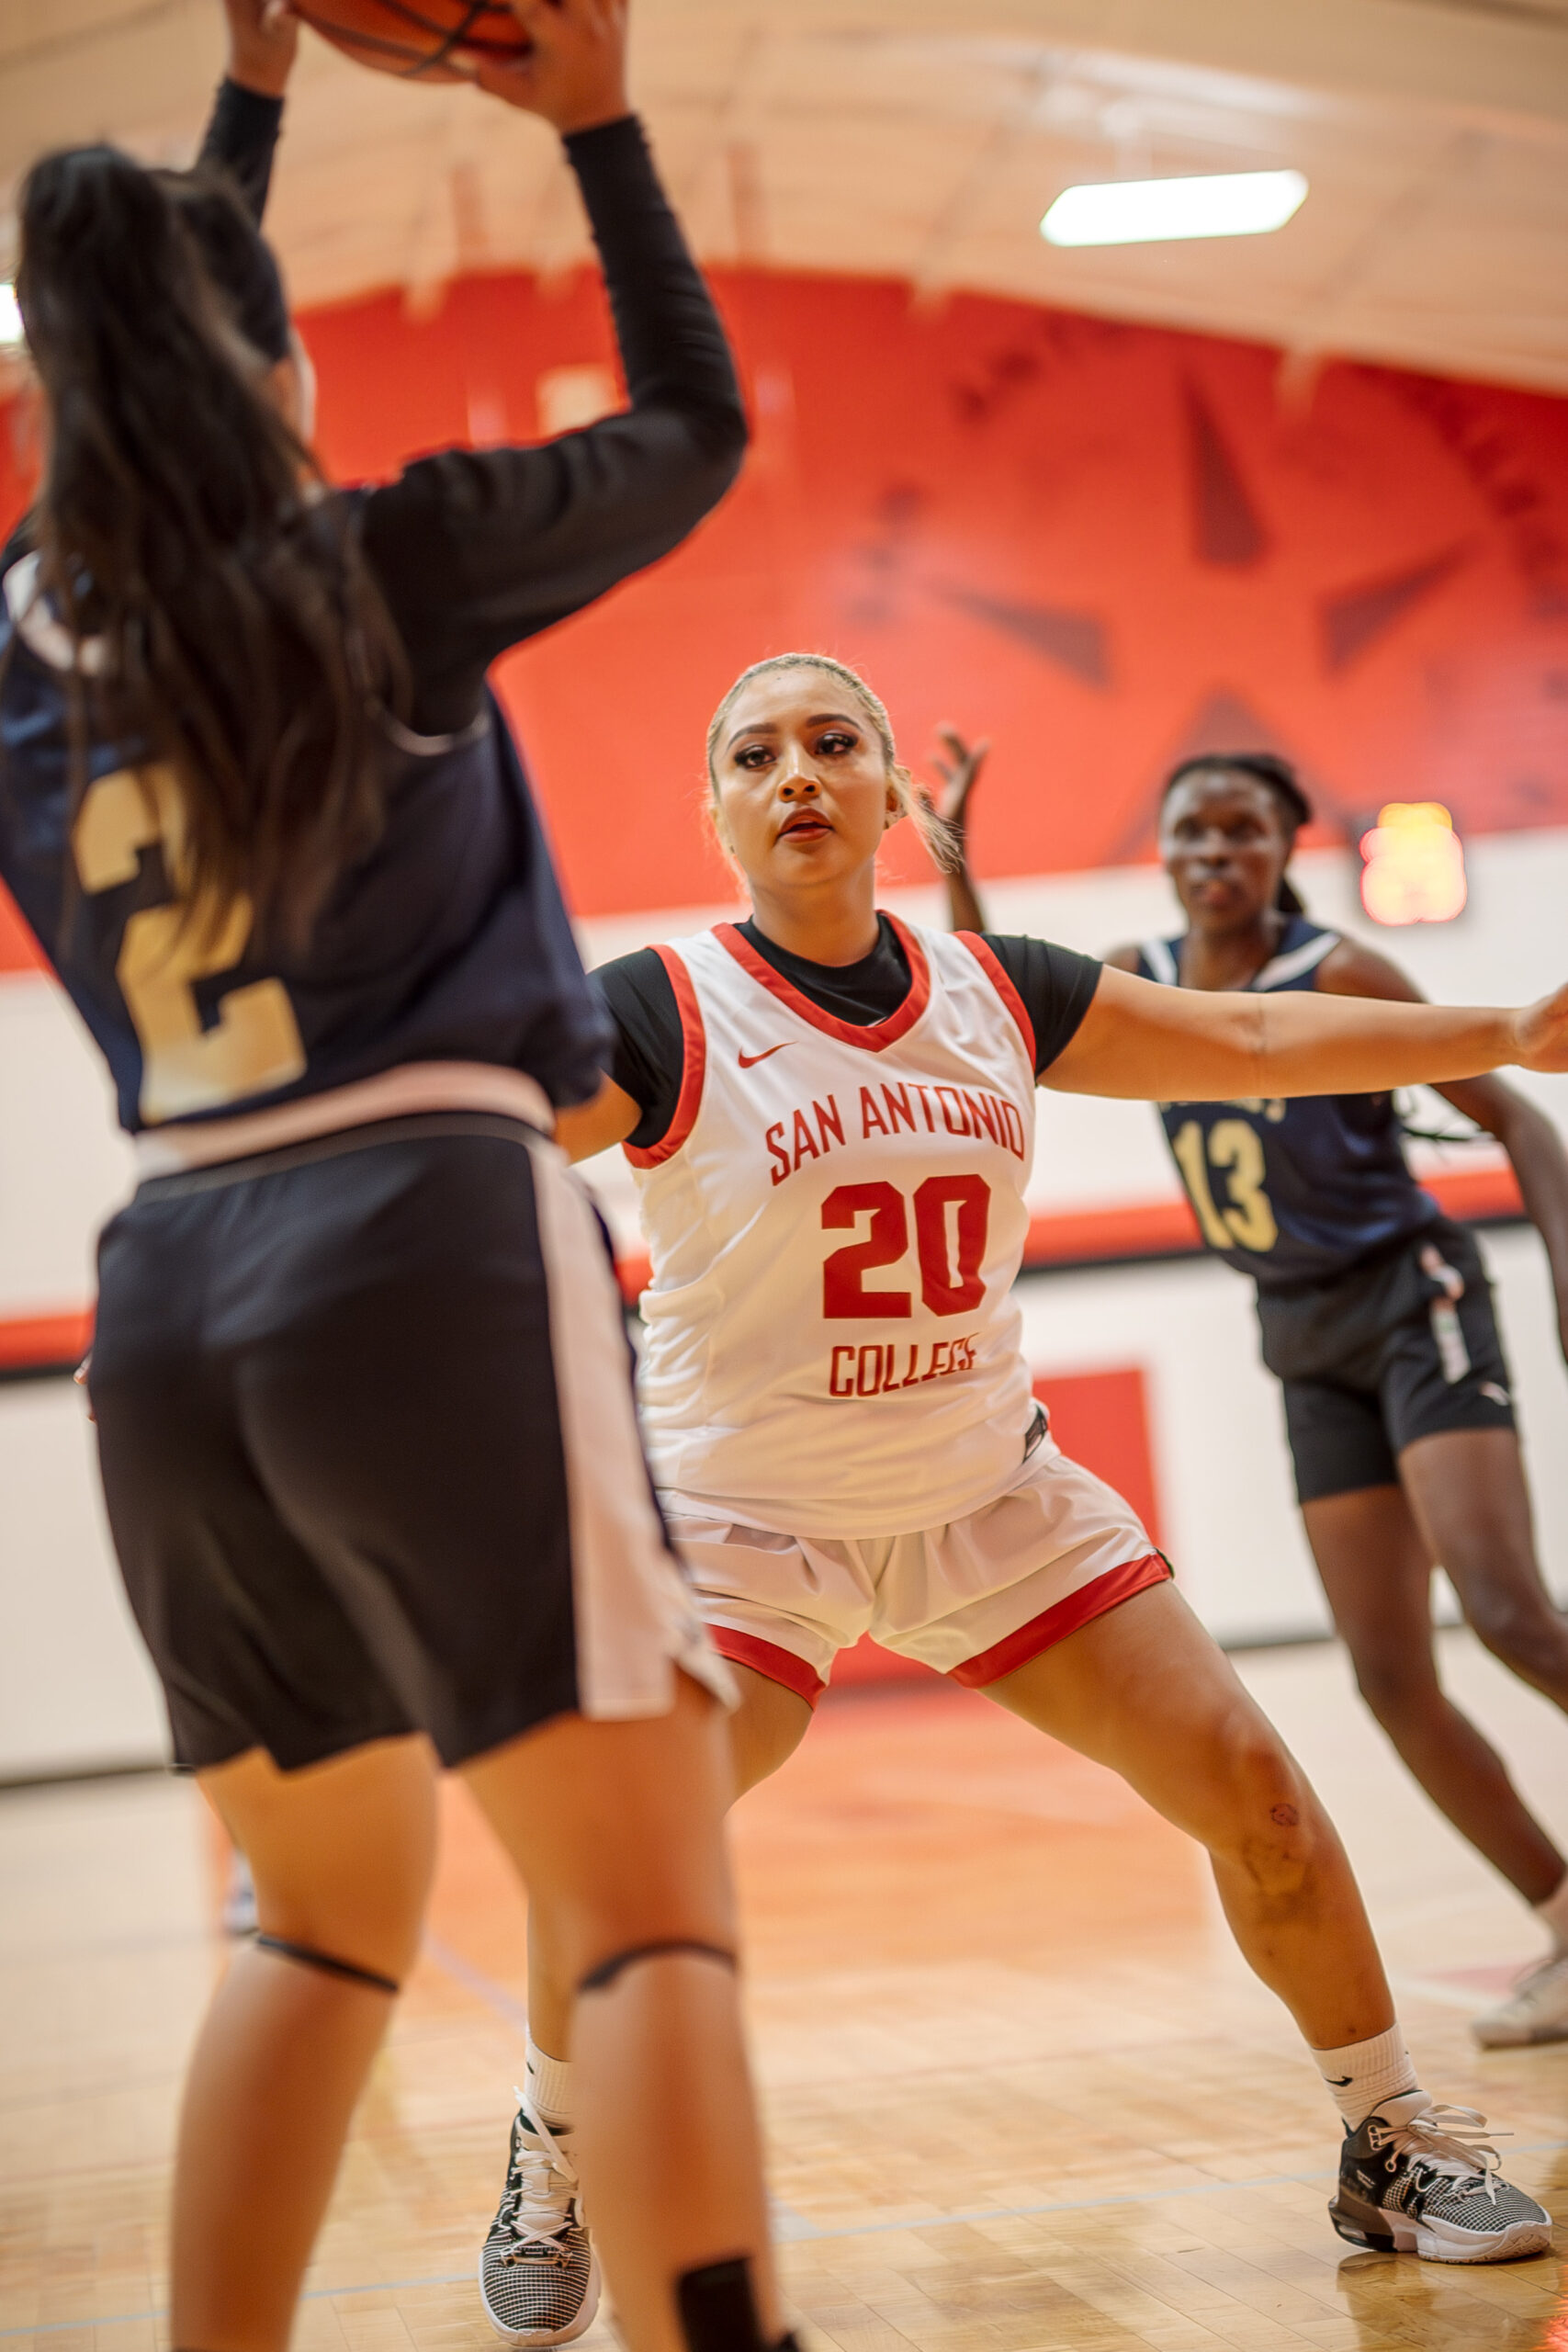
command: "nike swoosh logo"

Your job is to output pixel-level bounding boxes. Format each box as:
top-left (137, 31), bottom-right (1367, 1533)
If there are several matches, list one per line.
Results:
top-left (738, 1044), bottom-right (792, 1068)
top-left (1327, 2075), bottom-right (1353, 2086)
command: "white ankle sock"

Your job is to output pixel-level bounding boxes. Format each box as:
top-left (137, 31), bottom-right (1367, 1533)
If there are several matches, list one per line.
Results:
top-left (1535, 1871), bottom-right (1568, 1953)
top-left (525, 2037), bottom-right (574, 2131)
top-left (1311, 2025), bottom-right (1421, 2132)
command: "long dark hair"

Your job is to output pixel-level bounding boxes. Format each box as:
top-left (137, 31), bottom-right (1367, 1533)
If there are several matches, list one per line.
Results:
top-left (15, 144), bottom-right (406, 947)
top-left (1162, 751), bottom-right (1313, 916)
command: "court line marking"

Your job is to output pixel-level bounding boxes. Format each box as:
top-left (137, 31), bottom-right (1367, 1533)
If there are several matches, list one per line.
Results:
top-left (8, 2141), bottom-right (1566, 2335)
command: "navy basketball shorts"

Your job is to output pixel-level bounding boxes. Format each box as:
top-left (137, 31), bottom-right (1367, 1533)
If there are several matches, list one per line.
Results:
top-left (1255, 1216), bottom-right (1517, 1507)
top-left (89, 1112), bottom-right (728, 1774)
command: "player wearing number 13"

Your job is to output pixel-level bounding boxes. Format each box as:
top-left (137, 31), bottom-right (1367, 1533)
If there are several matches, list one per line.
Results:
top-left (489, 653), bottom-right (1568, 2308)
top-left (1106, 752), bottom-right (1568, 2052)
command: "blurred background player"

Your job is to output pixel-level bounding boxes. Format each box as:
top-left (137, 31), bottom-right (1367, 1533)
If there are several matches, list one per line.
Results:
top-left (474, 650), bottom-right (1568, 2335)
top-left (942, 740), bottom-right (1568, 2052)
top-left (0, 5), bottom-right (793, 2350)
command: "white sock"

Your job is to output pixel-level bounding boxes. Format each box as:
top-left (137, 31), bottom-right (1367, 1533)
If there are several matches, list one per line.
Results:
top-left (525, 2036), bottom-right (574, 2132)
top-left (1535, 1871), bottom-right (1568, 1954)
top-left (1311, 2025), bottom-right (1421, 2132)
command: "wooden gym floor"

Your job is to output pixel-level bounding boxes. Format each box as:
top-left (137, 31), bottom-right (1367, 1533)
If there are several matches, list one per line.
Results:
top-left (5, 1628), bottom-right (1568, 2352)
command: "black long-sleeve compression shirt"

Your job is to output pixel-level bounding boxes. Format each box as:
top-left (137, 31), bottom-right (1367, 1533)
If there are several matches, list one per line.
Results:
top-left (196, 80), bottom-right (748, 734)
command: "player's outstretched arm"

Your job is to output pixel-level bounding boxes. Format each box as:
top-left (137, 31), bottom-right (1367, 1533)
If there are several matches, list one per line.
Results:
top-left (197, 0), bottom-right (298, 226)
top-left (927, 727), bottom-right (989, 935)
top-left (1044, 962), bottom-right (1568, 1102)
top-left (473, 0), bottom-right (628, 133)
top-left (1319, 936), bottom-right (1568, 1371)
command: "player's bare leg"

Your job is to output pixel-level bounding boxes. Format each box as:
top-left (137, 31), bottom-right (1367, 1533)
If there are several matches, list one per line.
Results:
top-left (466, 1670), bottom-right (782, 2352)
top-left (177, 1736), bottom-right (439, 2352)
top-left (986, 1579), bottom-right (1392, 2047)
top-left (1303, 1477), bottom-right (1566, 1902)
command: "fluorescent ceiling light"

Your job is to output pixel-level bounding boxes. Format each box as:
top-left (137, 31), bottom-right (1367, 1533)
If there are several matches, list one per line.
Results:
top-left (0, 283), bottom-right (23, 350)
top-left (1042, 169), bottom-right (1307, 247)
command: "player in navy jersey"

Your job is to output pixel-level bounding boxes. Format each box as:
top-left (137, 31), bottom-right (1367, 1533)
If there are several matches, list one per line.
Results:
top-left (0, 7), bottom-right (790, 2352)
top-left (471, 650), bottom-right (1568, 2309)
top-left (1100, 754), bottom-right (1568, 2049)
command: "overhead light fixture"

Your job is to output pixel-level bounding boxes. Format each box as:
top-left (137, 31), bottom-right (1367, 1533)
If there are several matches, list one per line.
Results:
top-left (1042, 169), bottom-right (1308, 248)
top-left (0, 283), bottom-right (24, 351)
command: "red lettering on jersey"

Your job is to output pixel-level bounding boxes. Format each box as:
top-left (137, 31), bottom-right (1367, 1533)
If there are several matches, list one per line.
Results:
top-left (860, 1086), bottom-right (890, 1139)
top-left (1000, 1102), bottom-right (1027, 1159)
top-left (814, 1094), bottom-right (845, 1152)
top-left (882, 1083), bottom-right (916, 1135)
top-left (791, 1107), bottom-right (820, 1170)
top-left (910, 1082), bottom-right (937, 1132)
top-left (822, 1331), bottom-right (978, 1397)
top-left (964, 1089), bottom-right (998, 1146)
top-left (935, 1086), bottom-right (970, 1137)
top-left (765, 1121), bottom-right (790, 1186)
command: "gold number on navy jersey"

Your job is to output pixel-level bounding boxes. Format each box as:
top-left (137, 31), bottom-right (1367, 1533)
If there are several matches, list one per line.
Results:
top-left (821, 1176), bottom-right (990, 1317)
top-left (1172, 1116), bottom-right (1279, 1254)
top-left (73, 764), bottom-right (306, 1125)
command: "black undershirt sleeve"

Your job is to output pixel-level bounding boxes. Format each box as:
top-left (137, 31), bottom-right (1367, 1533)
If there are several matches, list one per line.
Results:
top-left (592, 950), bottom-right (685, 1152)
top-left (197, 79), bottom-right (284, 225)
top-left (979, 935), bottom-right (1103, 1075)
top-left (356, 117), bottom-right (747, 737)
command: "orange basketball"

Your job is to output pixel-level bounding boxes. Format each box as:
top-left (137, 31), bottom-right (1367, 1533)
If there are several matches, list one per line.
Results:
top-left (297, 0), bottom-right (531, 82)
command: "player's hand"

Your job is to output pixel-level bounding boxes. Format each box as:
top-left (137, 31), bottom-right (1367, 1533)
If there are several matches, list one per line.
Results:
top-left (221, 0), bottom-right (299, 98)
top-left (927, 727), bottom-right (990, 837)
top-left (473, 0), bottom-right (629, 135)
top-left (1511, 982), bottom-right (1568, 1073)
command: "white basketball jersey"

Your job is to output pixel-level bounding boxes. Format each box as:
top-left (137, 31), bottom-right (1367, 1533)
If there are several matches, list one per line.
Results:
top-left (627, 917), bottom-right (1038, 1536)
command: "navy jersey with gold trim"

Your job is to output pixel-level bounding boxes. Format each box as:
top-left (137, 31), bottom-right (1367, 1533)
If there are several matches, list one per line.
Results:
top-left (1137, 917), bottom-right (1439, 1291)
top-left (0, 551), bottom-right (609, 1131)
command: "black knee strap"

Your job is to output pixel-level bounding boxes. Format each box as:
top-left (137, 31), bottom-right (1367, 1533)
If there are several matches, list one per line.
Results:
top-left (254, 1933), bottom-right (400, 1996)
top-left (577, 1939), bottom-right (737, 1996)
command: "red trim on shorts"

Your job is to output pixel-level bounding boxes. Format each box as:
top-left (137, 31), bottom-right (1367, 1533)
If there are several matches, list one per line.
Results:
top-left (947, 1552), bottom-right (1171, 1689)
top-left (624, 944), bottom-right (707, 1168)
top-left (709, 1626), bottom-right (828, 1708)
top-left (955, 932), bottom-right (1035, 1069)
top-left (714, 913), bottom-right (931, 1053)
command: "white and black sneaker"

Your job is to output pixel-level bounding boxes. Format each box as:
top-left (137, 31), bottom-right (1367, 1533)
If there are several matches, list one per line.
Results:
top-left (1472, 1952), bottom-right (1568, 2047)
top-left (479, 2093), bottom-right (600, 2345)
top-left (1329, 2092), bottom-right (1552, 2263)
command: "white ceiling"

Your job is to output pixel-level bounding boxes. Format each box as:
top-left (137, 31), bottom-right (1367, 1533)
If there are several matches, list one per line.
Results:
top-left (3, 0), bottom-right (1568, 392)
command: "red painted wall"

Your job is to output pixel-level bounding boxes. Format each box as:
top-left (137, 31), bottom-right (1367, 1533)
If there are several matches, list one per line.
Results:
top-left (3, 262), bottom-right (1566, 958)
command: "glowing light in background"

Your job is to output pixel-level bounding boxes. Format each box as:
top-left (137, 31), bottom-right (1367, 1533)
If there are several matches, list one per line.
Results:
top-left (1360, 802), bottom-right (1467, 925)
top-left (1041, 170), bottom-right (1307, 248)
top-left (0, 284), bottom-right (23, 352)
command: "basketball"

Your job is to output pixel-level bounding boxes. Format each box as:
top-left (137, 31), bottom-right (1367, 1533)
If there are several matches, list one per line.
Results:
top-left (296, 0), bottom-right (531, 82)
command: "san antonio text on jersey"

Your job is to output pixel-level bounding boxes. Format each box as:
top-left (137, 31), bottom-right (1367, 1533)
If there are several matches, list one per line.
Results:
top-left (1137, 917), bottom-right (1439, 1292)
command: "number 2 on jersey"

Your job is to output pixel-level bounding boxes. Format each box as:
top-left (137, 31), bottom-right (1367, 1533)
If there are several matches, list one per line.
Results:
top-left (73, 764), bottom-right (306, 1125)
top-left (1172, 1117), bottom-right (1279, 1252)
top-left (822, 1176), bottom-right (989, 1317)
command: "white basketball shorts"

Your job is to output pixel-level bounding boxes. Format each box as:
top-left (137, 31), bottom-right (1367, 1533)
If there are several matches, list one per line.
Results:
top-left (661, 1428), bottom-right (1168, 1707)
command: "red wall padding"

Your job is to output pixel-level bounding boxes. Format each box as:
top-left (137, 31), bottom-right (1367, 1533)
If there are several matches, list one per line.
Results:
top-left (3, 261), bottom-right (1566, 961)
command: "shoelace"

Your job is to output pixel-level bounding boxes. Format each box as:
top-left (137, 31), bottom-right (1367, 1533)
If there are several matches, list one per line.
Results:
top-left (1507, 1951), bottom-right (1568, 2001)
top-left (1386, 2103), bottom-right (1506, 2207)
top-left (498, 2088), bottom-right (582, 2266)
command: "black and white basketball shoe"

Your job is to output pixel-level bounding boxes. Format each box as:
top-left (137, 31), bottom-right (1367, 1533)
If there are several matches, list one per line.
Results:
top-left (1329, 2093), bottom-right (1551, 2263)
top-left (479, 2093), bottom-right (600, 2345)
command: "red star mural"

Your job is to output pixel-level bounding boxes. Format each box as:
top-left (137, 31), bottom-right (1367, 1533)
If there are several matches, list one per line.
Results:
top-left (3, 264), bottom-right (1566, 945)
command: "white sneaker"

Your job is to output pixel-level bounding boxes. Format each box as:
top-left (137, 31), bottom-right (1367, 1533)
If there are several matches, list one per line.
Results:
top-left (1329, 2092), bottom-right (1551, 2263)
top-left (478, 2093), bottom-right (600, 2345)
top-left (1472, 1951), bottom-right (1568, 2048)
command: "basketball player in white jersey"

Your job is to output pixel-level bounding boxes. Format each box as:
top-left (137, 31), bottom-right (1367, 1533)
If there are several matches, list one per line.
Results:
top-left (476, 654), bottom-right (1566, 2337)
